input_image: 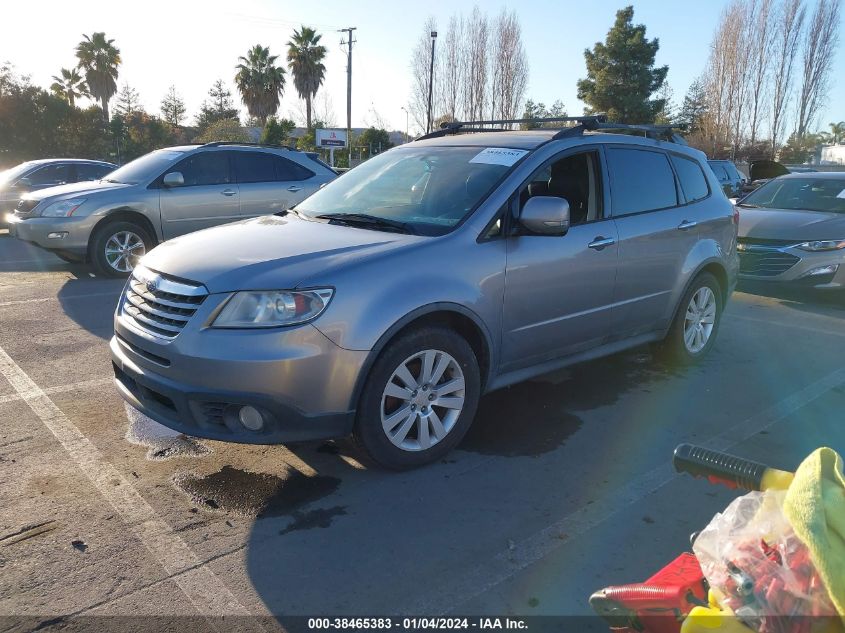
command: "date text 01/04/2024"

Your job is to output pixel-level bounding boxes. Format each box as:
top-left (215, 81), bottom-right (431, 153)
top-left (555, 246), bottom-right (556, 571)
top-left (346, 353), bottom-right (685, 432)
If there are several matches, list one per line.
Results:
top-left (306, 618), bottom-right (529, 630)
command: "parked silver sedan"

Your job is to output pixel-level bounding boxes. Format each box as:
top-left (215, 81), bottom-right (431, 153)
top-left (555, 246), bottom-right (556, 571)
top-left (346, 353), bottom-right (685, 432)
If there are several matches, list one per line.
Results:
top-left (8, 143), bottom-right (336, 275)
top-left (736, 172), bottom-right (845, 289)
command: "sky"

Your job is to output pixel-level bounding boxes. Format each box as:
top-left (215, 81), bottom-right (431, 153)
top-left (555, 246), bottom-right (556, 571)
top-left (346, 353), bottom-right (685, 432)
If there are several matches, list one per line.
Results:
top-left (2, 0), bottom-right (844, 136)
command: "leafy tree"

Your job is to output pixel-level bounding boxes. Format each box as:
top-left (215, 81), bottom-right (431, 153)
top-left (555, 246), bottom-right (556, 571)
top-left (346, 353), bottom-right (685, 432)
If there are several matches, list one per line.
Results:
top-left (821, 121), bottom-right (845, 144)
top-left (75, 32), bottom-right (121, 121)
top-left (235, 45), bottom-right (286, 125)
top-left (160, 85), bottom-right (186, 127)
top-left (576, 6), bottom-right (668, 123)
top-left (519, 99), bottom-right (567, 129)
top-left (287, 26), bottom-right (327, 130)
top-left (260, 116), bottom-right (295, 145)
top-left (195, 79), bottom-right (240, 131)
top-left (195, 118), bottom-right (249, 143)
top-left (114, 83), bottom-right (142, 118)
top-left (111, 111), bottom-right (177, 162)
top-left (296, 119), bottom-right (326, 151)
top-left (778, 132), bottom-right (822, 163)
top-left (357, 127), bottom-right (393, 155)
top-left (50, 68), bottom-right (88, 107)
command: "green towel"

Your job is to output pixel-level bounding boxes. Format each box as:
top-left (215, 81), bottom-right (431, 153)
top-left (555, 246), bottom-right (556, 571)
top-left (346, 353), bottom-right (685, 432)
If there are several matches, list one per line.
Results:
top-left (783, 447), bottom-right (845, 616)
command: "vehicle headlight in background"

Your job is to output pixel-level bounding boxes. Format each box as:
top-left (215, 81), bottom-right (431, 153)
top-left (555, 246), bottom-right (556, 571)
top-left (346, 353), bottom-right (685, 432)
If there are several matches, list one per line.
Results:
top-left (40, 198), bottom-right (87, 217)
top-left (796, 239), bottom-right (845, 252)
top-left (212, 289), bottom-right (334, 328)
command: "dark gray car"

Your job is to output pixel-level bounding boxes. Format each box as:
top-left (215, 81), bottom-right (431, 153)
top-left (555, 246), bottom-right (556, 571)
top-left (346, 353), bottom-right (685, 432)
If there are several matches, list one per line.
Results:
top-left (8, 143), bottom-right (336, 274)
top-left (111, 124), bottom-right (738, 469)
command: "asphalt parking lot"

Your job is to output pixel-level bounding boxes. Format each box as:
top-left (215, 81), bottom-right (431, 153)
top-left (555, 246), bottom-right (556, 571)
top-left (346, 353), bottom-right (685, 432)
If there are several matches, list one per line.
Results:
top-left (2, 230), bottom-right (845, 629)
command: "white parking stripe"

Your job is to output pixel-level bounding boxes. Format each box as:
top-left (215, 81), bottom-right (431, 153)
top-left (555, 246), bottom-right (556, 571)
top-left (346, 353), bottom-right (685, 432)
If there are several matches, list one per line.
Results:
top-left (0, 377), bottom-right (113, 405)
top-left (409, 364), bottom-right (845, 615)
top-left (0, 344), bottom-right (262, 628)
top-left (732, 314), bottom-right (845, 338)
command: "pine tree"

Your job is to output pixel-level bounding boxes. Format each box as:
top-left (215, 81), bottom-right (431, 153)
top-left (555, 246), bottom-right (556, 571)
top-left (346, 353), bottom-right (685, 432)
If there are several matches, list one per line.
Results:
top-left (677, 78), bottom-right (708, 133)
top-left (114, 83), bottom-right (141, 118)
top-left (576, 6), bottom-right (668, 123)
top-left (160, 85), bottom-right (186, 127)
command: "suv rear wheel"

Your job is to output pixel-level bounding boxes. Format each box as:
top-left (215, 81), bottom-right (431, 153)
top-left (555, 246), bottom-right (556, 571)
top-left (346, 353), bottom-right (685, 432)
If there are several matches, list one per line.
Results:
top-left (662, 272), bottom-right (723, 364)
top-left (90, 220), bottom-right (154, 277)
top-left (354, 326), bottom-right (481, 469)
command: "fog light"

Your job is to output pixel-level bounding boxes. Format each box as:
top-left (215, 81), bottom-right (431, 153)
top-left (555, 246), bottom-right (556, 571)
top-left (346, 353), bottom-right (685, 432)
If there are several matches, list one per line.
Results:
top-left (799, 264), bottom-right (839, 278)
top-left (237, 405), bottom-right (264, 431)
top-left (47, 231), bottom-right (68, 239)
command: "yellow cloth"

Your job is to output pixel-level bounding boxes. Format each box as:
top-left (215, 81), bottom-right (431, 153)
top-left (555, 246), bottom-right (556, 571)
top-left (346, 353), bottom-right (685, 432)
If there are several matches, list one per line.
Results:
top-left (783, 447), bottom-right (845, 616)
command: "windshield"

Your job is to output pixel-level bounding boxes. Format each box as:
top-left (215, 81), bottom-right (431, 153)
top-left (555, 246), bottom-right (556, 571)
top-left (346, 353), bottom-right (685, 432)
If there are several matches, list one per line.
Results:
top-left (0, 161), bottom-right (35, 186)
top-left (295, 146), bottom-right (522, 235)
top-left (105, 149), bottom-right (186, 185)
top-left (741, 177), bottom-right (845, 213)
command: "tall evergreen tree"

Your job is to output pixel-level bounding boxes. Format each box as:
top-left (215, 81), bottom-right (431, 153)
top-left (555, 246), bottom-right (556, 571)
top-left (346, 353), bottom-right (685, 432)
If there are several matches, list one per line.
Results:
top-left (195, 80), bottom-right (240, 130)
top-left (160, 85), bottom-right (186, 127)
top-left (677, 77), bottom-right (708, 133)
top-left (576, 6), bottom-right (668, 123)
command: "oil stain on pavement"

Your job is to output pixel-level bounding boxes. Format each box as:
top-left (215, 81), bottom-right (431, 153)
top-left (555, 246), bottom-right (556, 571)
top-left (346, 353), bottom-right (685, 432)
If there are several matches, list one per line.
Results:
top-left (124, 404), bottom-right (211, 460)
top-left (173, 465), bottom-right (341, 518)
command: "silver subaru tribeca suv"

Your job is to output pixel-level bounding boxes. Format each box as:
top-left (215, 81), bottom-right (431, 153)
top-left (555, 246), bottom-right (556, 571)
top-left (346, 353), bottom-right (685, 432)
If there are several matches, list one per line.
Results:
top-left (9, 143), bottom-right (336, 276)
top-left (111, 118), bottom-right (738, 469)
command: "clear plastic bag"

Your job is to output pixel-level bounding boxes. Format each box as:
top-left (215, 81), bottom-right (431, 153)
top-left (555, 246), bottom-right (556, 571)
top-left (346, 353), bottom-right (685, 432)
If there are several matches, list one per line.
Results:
top-left (693, 489), bottom-right (837, 633)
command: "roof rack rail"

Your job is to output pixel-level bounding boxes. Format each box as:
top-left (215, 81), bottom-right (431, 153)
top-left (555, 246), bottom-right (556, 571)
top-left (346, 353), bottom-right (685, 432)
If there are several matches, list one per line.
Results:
top-left (557, 122), bottom-right (688, 144)
top-left (415, 115), bottom-right (608, 141)
top-left (200, 141), bottom-right (291, 150)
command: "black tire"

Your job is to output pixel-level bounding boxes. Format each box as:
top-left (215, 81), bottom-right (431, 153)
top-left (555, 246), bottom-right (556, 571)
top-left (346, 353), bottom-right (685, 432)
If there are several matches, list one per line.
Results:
top-left (90, 220), bottom-right (155, 278)
top-left (661, 272), bottom-right (723, 364)
top-left (354, 326), bottom-right (481, 470)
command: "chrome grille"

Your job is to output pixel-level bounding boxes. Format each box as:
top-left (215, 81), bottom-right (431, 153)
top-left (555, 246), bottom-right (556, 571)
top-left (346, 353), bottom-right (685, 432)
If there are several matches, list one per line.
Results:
top-left (738, 247), bottom-right (800, 277)
top-left (122, 268), bottom-right (207, 339)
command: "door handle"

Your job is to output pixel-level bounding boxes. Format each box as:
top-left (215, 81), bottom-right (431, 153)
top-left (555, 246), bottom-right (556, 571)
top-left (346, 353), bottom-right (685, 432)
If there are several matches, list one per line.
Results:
top-left (287, 185), bottom-right (302, 192)
top-left (677, 220), bottom-right (697, 230)
top-left (588, 236), bottom-right (616, 250)
top-left (220, 189), bottom-right (237, 197)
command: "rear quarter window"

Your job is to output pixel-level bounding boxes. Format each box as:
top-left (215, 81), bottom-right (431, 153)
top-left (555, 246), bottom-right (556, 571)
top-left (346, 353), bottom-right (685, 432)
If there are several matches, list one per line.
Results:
top-left (606, 147), bottom-right (678, 215)
top-left (671, 155), bottom-right (710, 203)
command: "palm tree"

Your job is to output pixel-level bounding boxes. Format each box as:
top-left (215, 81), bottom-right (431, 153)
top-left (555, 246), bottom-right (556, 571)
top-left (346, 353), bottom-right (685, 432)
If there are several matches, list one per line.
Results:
top-left (50, 68), bottom-right (88, 107)
top-left (828, 121), bottom-right (845, 145)
top-left (235, 45), bottom-right (286, 125)
top-left (75, 32), bottom-right (121, 121)
top-left (287, 26), bottom-right (327, 130)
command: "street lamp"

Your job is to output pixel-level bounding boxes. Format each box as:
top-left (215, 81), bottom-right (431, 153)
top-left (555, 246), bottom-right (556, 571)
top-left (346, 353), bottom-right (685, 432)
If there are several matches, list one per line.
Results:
top-left (401, 106), bottom-right (409, 143)
top-left (426, 31), bottom-right (437, 134)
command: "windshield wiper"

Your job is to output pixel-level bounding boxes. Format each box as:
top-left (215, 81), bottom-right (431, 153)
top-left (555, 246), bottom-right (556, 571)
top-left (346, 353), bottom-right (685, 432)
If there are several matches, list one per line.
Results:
top-left (315, 213), bottom-right (416, 234)
top-left (735, 202), bottom-right (760, 208)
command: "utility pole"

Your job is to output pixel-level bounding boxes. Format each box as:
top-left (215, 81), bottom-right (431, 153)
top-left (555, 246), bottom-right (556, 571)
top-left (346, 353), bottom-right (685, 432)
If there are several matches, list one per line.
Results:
top-left (338, 26), bottom-right (357, 166)
top-left (401, 106), bottom-right (409, 143)
top-left (426, 31), bottom-right (437, 134)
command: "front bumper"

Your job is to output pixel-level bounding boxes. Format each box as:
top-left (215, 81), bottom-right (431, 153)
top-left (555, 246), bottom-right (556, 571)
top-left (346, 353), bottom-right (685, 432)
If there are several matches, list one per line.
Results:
top-left (7, 215), bottom-right (94, 255)
top-left (737, 244), bottom-right (845, 290)
top-left (111, 301), bottom-right (369, 444)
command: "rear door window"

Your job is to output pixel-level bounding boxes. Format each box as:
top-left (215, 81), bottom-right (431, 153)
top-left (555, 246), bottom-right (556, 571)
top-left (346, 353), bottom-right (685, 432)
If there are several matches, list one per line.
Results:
top-left (27, 164), bottom-right (72, 187)
top-left (234, 151), bottom-right (277, 183)
top-left (606, 148), bottom-right (678, 215)
top-left (671, 155), bottom-right (710, 203)
top-left (273, 155), bottom-right (314, 182)
top-left (709, 163), bottom-right (729, 181)
top-left (76, 163), bottom-right (112, 182)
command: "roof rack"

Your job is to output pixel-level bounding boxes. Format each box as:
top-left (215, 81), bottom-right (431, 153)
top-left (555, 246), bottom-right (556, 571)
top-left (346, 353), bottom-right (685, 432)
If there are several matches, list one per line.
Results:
top-left (415, 115), bottom-right (608, 141)
top-left (200, 141), bottom-right (291, 150)
top-left (414, 115), bottom-right (687, 145)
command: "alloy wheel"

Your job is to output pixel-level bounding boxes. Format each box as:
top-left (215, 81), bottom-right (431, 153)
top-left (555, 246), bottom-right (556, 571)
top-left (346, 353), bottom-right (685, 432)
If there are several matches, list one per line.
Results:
top-left (380, 349), bottom-right (466, 452)
top-left (683, 286), bottom-right (717, 353)
top-left (104, 231), bottom-right (146, 273)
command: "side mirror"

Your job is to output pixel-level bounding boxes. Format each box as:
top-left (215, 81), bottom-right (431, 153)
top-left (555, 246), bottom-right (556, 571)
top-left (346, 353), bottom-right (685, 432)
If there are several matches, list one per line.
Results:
top-left (15, 177), bottom-right (32, 190)
top-left (520, 196), bottom-right (571, 235)
top-left (163, 171), bottom-right (184, 187)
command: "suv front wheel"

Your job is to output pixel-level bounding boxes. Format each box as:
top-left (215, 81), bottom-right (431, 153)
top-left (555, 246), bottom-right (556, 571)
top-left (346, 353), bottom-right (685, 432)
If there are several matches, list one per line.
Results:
top-left (354, 326), bottom-right (481, 469)
top-left (90, 220), bottom-right (155, 277)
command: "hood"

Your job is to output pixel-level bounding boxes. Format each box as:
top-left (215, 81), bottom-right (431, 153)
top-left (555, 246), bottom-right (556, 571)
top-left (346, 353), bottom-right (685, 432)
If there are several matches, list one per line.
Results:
top-left (22, 180), bottom-right (131, 203)
top-left (749, 160), bottom-right (789, 182)
top-left (140, 214), bottom-right (421, 293)
top-left (738, 207), bottom-right (845, 241)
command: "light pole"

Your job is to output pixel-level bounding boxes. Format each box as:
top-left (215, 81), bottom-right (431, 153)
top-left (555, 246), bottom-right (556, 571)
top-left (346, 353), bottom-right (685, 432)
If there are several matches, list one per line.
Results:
top-left (426, 31), bottom-right (437, 134)
top-left (401, 106), bottom-right (409, 143)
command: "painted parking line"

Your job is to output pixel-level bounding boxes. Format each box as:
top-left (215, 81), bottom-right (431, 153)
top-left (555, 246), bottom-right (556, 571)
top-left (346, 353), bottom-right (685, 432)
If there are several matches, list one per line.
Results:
top-left (409, 364), bottom-right (845, 615)
top-left (0, 377), bottom-right (113, 405)
top-left (731, 314), bottom-right (845, 338)
top-left (0, 344), bottom-right (263, 629)
top-left (0, 290), bottom-right (121, 308)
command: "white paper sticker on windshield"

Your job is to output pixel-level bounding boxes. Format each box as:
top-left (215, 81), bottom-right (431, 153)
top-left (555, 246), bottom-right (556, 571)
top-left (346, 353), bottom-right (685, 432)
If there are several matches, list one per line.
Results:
top-left (470, 147), bottom-right (528, 166)
top-left (837, 188), bottom-right (845, 199)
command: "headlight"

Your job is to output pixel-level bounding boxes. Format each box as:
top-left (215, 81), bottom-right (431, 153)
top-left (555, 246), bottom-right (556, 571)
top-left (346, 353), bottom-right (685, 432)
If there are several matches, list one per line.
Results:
top-left (796, 239), bottom-right (845, 252)
top-left (212, 289), bottom-right (334, 328)
top-left (40, 198), bottom-right (87, 217)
